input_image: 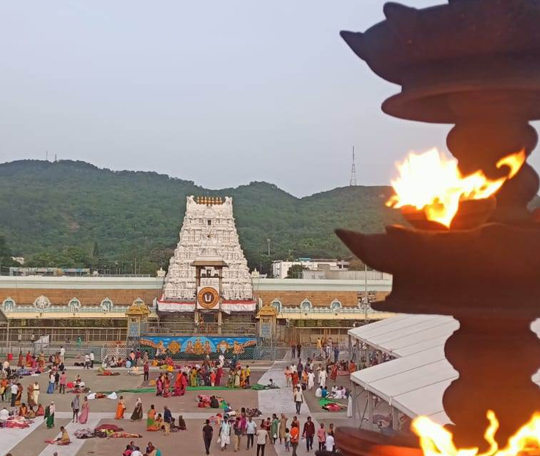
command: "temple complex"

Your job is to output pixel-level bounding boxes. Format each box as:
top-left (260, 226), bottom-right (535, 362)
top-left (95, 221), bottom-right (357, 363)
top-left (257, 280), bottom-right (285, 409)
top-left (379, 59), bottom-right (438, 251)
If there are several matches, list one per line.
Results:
top-left (0, 195), bottom-right (394, 347)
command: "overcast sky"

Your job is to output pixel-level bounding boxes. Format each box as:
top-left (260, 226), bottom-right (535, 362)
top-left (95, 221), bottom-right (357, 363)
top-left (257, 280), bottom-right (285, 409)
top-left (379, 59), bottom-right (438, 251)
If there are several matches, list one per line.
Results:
top-left (2, 1), bottom-right (537, 197)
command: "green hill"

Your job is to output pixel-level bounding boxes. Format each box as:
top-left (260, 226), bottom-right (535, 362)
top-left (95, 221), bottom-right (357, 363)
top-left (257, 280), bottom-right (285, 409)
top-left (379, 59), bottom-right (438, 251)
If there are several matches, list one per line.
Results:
top-left (0, 159), bottom-right (400, 274)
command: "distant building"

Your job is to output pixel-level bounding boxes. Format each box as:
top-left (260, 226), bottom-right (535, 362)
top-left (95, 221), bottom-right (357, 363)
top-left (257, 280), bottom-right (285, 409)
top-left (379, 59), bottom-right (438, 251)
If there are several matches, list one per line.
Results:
top-left (272, 258), bottom-right (348, 279)
top-left (11, 257), bottom-right (25, 265)
top-left (9, 267), bottom-right (91, 277)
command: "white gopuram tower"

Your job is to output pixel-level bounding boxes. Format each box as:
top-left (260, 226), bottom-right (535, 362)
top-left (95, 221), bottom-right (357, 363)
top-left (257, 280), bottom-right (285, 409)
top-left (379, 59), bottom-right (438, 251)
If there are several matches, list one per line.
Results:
top-left (158, 196), bottom-right (256, 321)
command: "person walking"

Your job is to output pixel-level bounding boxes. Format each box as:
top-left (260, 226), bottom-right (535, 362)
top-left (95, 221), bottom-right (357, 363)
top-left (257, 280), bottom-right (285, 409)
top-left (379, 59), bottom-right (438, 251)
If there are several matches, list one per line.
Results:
top-left (143, 362), bottom-right (149, 382)
top-left (219, 418), bottom-right (231, 451)
top-left (279, 413), bottom-right (287, 444)
top-left (256, 423), bottom-right (268, 456)
top-left (326, 431), bottom-right (335, 453)
top-left (59, 371), bottom-right (67, 394)
top-left (32, 381), bottom-right (40, 406)
top-left (317, 423), bottom-right (326, 451)
top-left (47, 372), bottom-right (55, 394)
top-left (293, 387), bottom-right (304, 414)
top-left (246, 416), bottom-right (257, 449)
top-left (296, 343), bottom-right (302, 359)
top-left (90, 351), bottom-right (95, 369)
top-left (291, 343), bottom-right (296, 359)
top-left (202, 419), bottom-right (213, 455)
top-left (59, 346), bottom-right (65, 364)
top-left (163, 406), bottom-right (172, 435)
top-left (290, 422), bottom-right (300, 456)
top-left (71, 394), bottom-right (80, 423)
top-left (233, 417), bottom-right (243, 451)
top-left (303, 416), bottom-right (315, 452)
top-left (10, 382), bottom-right (18, 407)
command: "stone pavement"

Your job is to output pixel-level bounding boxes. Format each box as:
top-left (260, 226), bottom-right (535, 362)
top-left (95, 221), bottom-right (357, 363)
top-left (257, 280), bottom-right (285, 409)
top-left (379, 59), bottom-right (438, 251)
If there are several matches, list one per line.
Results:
top-left (1, 360), bottom-right (347, 456)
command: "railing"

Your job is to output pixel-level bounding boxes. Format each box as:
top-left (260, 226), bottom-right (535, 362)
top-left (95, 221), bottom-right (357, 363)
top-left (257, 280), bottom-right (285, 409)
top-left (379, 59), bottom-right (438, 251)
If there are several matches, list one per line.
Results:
top-left (145, 321), bottom-right (258, 336)
top-left (2, 305), bottom-right (130, 314)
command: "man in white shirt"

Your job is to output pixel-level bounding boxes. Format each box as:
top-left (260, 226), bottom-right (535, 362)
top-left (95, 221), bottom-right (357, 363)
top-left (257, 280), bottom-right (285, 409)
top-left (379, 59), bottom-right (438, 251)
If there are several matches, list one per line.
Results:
top-left (0, 407), bottom-right (10, 422)
top-left (59, 346), bottom-right (65, 363)
top-left (89, 351), bottom-right (95, 369)
top-left (10, 383), bottom-right (18, 407)
top-left (318, 368), bottom-right (327, 389)
top-left (293, 387), bottom-right (304, 414)
top-left (84, 354), bottom-right (90, 369)
top-left (130, 447), bottom-right (143, 456)
top-left (326, 433), bottom-right (335, 453)
top-left (246, 417), bottom-right (257, 449)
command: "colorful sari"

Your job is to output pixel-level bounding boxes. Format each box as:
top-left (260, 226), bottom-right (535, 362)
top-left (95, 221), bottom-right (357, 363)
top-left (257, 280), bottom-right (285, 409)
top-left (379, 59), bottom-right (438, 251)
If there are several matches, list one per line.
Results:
top-left (115, 400), bottom-right (125, 420)
top-left (79, 400), bottom-right (89, 424)
top-left (131, 400), bottom-right (143, 421)
top-left (15, 385), bottom-right (22, 406)
top-left (147, 408), bottom-right (157, 430)
top-left (45, 404), bottom-right (55, 428)
top-left (163, 377), bottom-right (170, 398)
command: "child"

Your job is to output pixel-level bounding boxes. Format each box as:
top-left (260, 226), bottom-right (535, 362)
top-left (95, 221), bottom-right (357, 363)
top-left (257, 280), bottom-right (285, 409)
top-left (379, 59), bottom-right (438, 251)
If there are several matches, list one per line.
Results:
top-left (285, 428), bottom-right (291, 452)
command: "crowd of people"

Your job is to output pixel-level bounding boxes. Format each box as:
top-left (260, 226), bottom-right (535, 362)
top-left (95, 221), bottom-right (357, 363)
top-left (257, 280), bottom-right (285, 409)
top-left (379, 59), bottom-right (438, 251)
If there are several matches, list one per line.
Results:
top-left (204, 413), bottom-right (337, 456)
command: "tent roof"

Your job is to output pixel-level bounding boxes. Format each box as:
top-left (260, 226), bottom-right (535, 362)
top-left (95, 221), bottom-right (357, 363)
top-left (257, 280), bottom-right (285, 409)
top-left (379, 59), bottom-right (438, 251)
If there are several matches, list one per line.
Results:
top-left (348, 314), bottom-right (458, 357)
top-left (351, 314), bottom-right (540, 424)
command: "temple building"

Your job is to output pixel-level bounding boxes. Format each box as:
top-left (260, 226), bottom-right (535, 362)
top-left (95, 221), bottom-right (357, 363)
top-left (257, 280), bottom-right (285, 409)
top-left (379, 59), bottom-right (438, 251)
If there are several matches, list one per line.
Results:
top-left (0, 195), bottom-right (394, 346)
top-left (158, 196), bottom-right (256, 319)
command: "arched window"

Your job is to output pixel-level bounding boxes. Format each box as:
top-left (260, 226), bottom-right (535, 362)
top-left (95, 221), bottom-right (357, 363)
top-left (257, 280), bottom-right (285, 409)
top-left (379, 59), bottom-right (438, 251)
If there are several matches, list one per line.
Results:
top-left (271, 299), bottom-right (282, 314)
top-left (300, 299), bottom-right (312, 313)
top-left (330, 299), bottom-right (342, 313)
top-left (68, 298), bottom-right (82, 313)
top-left (1, 297), bottom-right (16, 312)
top-left (100, 298), bottom-right (113, 312)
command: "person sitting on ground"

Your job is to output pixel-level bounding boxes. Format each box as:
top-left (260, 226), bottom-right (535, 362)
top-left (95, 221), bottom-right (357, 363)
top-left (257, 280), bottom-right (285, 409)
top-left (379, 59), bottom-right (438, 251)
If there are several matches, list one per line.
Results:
top-left (321, 386), bottom-right (328, 398)
top-left (36, 403), bottom-right (45, 416)
top-left (55, 426), bottom-right (71, 445)
top-left (0, 406), bottom-right (10, 423)
top-left (210, 396), bottom-right (220, 409)
top-left (178, 415), bottom-right (187, 430)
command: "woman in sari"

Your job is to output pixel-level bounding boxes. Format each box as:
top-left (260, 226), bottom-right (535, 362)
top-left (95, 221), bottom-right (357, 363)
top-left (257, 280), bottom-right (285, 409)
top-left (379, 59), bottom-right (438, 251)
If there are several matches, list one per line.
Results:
top-left (15, 383), bottom-right (23, 406)
top-left (25, 351), bottom-right (32, 367)
top-left (131, 398), bottom-right (143, 421)
top-left (38, 352), bottom-right (45, 370)
top-left (17, 352), bottom-right (24, 367)
top-left (79, 396), bottom-right (89, 424)
top-left (178, 415), bottom-right (187, 430)
top-left (330, 363), bottom-right (338, 382)
top-left (19, 403), bottom-right (28, 417)
top-left (216, 366), bottom-right (223, 386)
top-left (234, 370), bottom-right (241, 388)
top-left (147, 405), bottom-right (157, 430)
top-left (45, 402), bottom-right (55, 428)
top-left (156, 376), bottom-right (163, 396)
top-left (174, 372), bottom-right (185, 396)
top-left (189, 368), bottom-right (197, 387)
top-left (115, 396), bottom-right (126, 420)
top-left (148, 413), bottom-right (163, 432)
top-left (163, 376), bottom-right (171, 398)
top-left (27, 384), bottom-right (35, 407)
top-left (36, 404), bottom-right (45, 416)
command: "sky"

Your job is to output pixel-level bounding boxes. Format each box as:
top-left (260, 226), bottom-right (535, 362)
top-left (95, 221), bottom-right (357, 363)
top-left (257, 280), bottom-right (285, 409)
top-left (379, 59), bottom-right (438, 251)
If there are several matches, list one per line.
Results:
top-left (2, 0), bottom-right (536, 197)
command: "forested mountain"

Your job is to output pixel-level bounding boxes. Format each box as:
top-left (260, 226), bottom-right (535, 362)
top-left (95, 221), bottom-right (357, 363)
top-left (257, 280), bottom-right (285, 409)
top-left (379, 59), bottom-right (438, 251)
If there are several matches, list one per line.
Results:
top-left (0, 159), bottom-right (404, 274)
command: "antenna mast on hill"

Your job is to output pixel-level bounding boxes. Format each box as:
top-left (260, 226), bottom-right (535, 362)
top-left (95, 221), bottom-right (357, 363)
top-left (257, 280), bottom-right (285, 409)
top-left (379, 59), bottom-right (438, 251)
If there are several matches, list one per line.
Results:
top-left (349, 146), bottom-right (357, 186)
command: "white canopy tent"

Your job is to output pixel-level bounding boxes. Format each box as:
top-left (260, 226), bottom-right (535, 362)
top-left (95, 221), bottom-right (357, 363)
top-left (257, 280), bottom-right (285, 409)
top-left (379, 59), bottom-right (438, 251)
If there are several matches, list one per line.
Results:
top-left (347, 314), bottom-right (540, 429)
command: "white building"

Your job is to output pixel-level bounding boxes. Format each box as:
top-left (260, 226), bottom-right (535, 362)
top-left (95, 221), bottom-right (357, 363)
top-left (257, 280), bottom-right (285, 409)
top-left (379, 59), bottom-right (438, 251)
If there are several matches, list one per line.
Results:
top-left (272, 258), bottom-right (348, 279)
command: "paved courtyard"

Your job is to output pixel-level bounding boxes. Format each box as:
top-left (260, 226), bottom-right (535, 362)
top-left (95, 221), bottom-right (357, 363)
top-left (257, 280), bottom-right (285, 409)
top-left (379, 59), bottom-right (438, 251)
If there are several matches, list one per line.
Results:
top-left (1, 357), bottom-right (354, 456)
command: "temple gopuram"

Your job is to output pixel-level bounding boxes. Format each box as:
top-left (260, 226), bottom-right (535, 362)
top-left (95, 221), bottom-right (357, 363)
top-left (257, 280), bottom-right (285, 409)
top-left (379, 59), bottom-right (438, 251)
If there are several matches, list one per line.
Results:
top-left (157, 196), bottom-right (256, 330)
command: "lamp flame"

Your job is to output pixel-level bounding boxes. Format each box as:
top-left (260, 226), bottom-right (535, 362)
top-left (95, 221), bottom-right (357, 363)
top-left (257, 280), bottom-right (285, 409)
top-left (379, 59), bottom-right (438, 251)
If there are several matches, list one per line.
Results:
top-left (387, 149), bottom-right (526, 227)
top-left (412, 411), bottom-right (540, 456)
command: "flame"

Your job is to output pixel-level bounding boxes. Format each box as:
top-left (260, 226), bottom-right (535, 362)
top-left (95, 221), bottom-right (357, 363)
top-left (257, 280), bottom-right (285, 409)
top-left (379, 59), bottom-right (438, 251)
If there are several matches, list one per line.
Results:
top-left (387, 149), bottom-right (526, 227)
top-left (412, 411), bottom-right (540, 456)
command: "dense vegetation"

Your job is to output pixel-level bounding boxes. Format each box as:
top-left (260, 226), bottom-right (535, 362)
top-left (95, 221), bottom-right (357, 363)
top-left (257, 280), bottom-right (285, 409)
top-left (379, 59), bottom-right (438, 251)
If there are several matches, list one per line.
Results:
top-left (0, 159), bottom-right (403, 274)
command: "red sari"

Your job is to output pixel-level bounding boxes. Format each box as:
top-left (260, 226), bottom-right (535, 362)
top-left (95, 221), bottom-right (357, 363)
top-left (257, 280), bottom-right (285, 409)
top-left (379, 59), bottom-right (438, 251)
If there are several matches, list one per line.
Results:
top-left (163, 377), bottom-right (171, 398)
top-left (174, 373), bottom-right (186, 396)
top-left (330, 364), bottom-right (338, 381)
top-left (215, 367), bottom-right (223, 386)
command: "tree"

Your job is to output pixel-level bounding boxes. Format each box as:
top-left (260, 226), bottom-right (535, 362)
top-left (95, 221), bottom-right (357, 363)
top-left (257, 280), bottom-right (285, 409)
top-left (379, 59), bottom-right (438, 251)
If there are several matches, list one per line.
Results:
top-left (286, 264), bottom-right (306, 279)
